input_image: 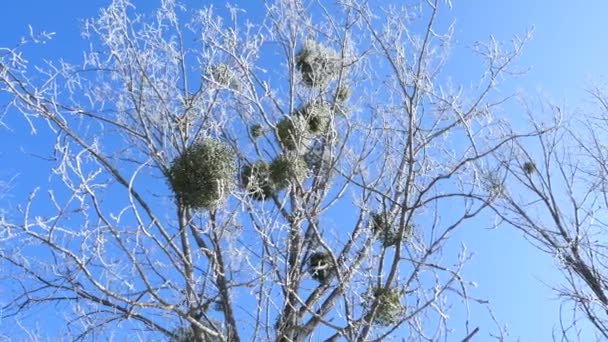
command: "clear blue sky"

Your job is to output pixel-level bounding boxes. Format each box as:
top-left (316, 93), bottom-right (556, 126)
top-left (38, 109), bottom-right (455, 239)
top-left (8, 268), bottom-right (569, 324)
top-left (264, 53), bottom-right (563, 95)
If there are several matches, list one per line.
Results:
top-left (2, 1), bottom-right (608, 340)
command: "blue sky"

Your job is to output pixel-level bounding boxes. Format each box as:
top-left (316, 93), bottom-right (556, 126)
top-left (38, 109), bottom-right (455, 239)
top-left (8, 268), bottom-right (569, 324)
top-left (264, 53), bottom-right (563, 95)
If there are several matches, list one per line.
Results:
top-left (454, 1), bottom-right (608, 99)
top-left (2, 1), bottom-right (608, 340)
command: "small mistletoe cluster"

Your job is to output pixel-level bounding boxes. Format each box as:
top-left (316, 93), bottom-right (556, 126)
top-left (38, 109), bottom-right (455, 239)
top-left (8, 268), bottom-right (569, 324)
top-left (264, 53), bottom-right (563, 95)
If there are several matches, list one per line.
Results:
top-left (523, 161), bottom-right (535, 174)
top-left (249, 124), bottom-right (264, 138)
top-left (297, 101), bottom-right (332, 134)
top-left (308, 251), bottom-right (335, 283)
top-left (275, 101), bottom-right (334, 152)
top-left (369, 212), bottom-right (412, 247)
top-left (169, 139), bottom-right (236, 210)
top-left (366, 286), bottom-right (405, 326)
top-left (296, 40), bottom-right (341, 89)
top-left (170, 326), bottom-right (196, 342)
top-left (241, 156), bottom-right (307, 201)
top-left (335, 84), bottom-right (351, 102)
top-left (276, 116), bottom-right (310, 151)
top-left (206, 63), bottom-right (237, 88)
top-left (170, 322), bottom-right (223, 342)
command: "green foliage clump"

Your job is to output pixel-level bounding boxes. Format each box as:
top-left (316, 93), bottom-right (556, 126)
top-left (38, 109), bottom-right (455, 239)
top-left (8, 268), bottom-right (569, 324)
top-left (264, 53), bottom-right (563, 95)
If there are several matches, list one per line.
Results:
top-left (296, 40), bottom-right (340, 88)
top-left (240, 161), bottom-right (274, 201)
top-left (269, 155), bottom-right (307, 187)
top-left (169, 139), bottom-right (235, 210)
top-left (335, 84), bottom-right (351, 102)
top-left (170, 326), bottom-right (197, 342)
top-left (207, 63), bottom-right (233, 86)
top-left (276, 102), bottom-right (334, 151)
top-left (240, 156), bottom-right (306, 200)
top-left (370, 212), bottom-right (411, 247)
top-left (170, 324), bottom-right (223, 342)
top-left (370, 212), bottom-right (398, 247)
top-left (276, 117), bottom-right (307, 151)
top-left (485, 175), bottom-right (504, 198)
top-left (308, 251), bottom-right (334, 282)
top-left (250, 124), bottom-right (264, 138)
top-left (523, 161), bottom-right (535, 174)
top-left (297, 101), bottom-right (331, 134)
top-left (366, 286), bottom-right (405, 326)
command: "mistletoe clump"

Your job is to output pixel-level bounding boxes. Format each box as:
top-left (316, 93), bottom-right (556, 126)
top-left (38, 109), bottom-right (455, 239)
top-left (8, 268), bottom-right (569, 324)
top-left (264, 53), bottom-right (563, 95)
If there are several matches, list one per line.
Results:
top-left (240, 161), bottom-right (275, 201)
top-left (366, 286), bottom-right (405, 326)
top-left (170, 323), bottom-right (223, 342)
top-left (297, 101), bottom-right (332, 134)
top-left (269, 155), bottom-right (307, 187)
top-left (169, 139), bottom-right (235, 210)
top-left (276, 102), bottom-right (335, 151)
top-left (276, 116), bottom-right (308, 151)
top-left (296, 40), bottom-right (341, 88)
top-left (206, 63), bottom-right (233, 87)
top-left (370, 212), bottom-right (412, 247)
top-left (370, 212), bottom-right (398, 247)
top-left (335, 84), bottom-right (351, 102)
top-left (523, 161), bottom-right (536, 174)
top-left (170, 326), bottom-right (195, 342)
top-left (240, 156), bottom-right (306, 200)
top-left (308, 251), bottom-right (335, 282)
top-left (250, 124), bottom-right (264, 138)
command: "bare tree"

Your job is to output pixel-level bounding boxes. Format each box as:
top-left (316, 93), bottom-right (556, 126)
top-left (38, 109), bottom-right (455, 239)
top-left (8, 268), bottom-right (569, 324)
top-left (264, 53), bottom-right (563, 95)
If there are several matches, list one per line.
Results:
top-left (0, 0), bottom-right (531, 340)
top-left (488, 94), bottom-right (608, 340)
